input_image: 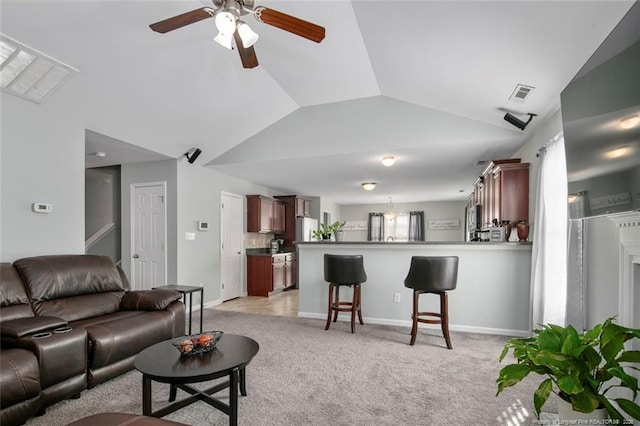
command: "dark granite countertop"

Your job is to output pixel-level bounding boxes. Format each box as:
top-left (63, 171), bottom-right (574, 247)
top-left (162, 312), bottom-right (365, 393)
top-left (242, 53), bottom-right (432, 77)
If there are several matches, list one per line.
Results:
top-left (295, 240), bottom-right (532, 246)
top-left (246, 248), bottom-right (296, 256)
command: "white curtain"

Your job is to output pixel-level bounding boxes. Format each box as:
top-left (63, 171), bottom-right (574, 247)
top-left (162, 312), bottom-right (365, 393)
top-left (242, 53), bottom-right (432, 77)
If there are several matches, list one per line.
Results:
top-left (530, 134), bottom-right (568, 329)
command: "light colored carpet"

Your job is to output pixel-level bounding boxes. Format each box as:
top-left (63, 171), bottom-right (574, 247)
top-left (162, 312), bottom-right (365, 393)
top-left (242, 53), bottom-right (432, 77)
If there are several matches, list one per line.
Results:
top-left (26, 309), bottom-right (543, 425)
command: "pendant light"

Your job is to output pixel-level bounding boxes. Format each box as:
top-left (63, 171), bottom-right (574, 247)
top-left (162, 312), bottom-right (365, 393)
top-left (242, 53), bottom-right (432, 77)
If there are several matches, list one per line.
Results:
top-left (384, 197), bottom-right (396, 221)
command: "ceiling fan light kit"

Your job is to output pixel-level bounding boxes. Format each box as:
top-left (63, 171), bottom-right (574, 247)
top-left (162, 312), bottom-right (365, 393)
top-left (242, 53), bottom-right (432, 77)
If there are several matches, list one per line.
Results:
top-left (237, 21), bottom-right (259, 48)
top-left (149, 0), bottom-right (325, 69)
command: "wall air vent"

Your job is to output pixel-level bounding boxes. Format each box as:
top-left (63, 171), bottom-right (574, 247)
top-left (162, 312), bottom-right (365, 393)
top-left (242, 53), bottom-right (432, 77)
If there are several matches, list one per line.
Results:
top-left (0, 34), bottom-right (78, 104)
top-left (509, 84), bottom-right (534, 104)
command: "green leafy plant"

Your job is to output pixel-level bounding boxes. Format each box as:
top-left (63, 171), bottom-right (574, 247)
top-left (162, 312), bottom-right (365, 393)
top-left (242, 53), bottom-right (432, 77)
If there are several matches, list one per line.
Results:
top-left (329, 220), bottom-right (346, 234)
top-left (311, 221), bottom-right (347, 240)
top-left (496, 317), bottom-right (640, 421)
top-left (312, 223), bottom-right (333, 240)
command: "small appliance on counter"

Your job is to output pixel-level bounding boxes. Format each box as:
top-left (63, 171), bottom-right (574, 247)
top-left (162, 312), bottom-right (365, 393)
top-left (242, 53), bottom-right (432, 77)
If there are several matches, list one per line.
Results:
top-left (270, 239), bottom-right (284, 253)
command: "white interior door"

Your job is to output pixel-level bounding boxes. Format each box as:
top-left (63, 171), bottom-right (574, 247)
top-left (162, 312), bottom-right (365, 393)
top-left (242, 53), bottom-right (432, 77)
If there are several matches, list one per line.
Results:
top-left (131, 182), bottom-right (166, 290)
top-left (221, 192), bottom-right (243, 301)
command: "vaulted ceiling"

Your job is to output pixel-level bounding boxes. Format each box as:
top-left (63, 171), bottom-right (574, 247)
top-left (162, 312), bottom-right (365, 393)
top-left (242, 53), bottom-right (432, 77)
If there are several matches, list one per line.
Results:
top-left (1, 0), bottom-right (634, 204)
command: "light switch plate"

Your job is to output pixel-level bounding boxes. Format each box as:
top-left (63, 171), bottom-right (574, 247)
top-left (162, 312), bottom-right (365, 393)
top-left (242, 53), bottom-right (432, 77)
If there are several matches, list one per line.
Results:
top-left (185, 232), bottom-right (196, 241)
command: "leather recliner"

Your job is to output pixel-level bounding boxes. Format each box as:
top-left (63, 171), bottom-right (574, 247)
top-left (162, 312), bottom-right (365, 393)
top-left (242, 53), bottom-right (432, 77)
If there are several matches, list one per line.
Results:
top-left (0, 255), bottom-right (186, 426)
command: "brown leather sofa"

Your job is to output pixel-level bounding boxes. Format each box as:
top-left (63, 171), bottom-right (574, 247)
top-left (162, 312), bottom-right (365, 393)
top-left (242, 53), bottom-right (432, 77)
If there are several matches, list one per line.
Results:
top-left (0, 255), bottom-right (186, 426)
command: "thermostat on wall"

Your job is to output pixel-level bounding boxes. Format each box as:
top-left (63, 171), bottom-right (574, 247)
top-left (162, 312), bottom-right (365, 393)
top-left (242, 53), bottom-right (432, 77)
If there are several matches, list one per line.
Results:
top-left (198, 221), bottom-right (209, 231)
top-left (32, 203), bottom-right (52, 213)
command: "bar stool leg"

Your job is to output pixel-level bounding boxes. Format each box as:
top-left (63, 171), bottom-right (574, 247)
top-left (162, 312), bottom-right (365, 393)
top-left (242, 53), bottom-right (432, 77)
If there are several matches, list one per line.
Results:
top-left (350, 285), bottom-right (357, 333)
top-left (325, 284), bottom-right (334, 331)
top-left (410, 291), bottom-right (419, 346)
top-left (356, 284), bottom-right (364, 325)
top-left (441, 292), bottom-right (452, 349)
top-left (332, 286), bottom-right (340, 323)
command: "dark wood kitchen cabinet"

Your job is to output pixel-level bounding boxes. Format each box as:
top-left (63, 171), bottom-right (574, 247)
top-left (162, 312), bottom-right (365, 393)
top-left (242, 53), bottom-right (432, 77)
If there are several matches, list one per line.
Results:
top-left (246, 195), bottom-right (285, 233)
top-left (295, 197), bottom-right (312, 217)
top-left (247, 253), bottom-right (296, 296)
top-left (470, 159), bottom-right (529, 229)
top-left (275, 195), bottom-right (313, 247)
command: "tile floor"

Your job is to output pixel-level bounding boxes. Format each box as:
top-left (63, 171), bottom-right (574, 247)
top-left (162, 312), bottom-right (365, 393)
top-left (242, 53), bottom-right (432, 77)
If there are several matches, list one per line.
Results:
top-left (212, 289), bottom-right (298, 317)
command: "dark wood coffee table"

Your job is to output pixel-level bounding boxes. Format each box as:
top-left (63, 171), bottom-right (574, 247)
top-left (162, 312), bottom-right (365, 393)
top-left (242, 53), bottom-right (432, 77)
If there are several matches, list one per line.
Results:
top-left (133, 334), bottom-right (259, 426)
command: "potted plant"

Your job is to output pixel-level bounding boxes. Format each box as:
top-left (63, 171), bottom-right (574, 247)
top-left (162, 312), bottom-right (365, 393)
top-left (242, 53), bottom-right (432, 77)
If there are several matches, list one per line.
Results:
top-left (330, 220), bottom-right (347, 241)
top-left (312, 223), bottom-right (332, 240)
top-left (496, 317), bottom-right (640, 422)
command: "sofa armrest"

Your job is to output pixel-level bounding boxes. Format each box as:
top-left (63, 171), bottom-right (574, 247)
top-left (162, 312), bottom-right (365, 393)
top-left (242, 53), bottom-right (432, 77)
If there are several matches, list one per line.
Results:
top-left (1, 316), bottom-right (68, 338)
top-left (120, 290), bottom-right (182, 311)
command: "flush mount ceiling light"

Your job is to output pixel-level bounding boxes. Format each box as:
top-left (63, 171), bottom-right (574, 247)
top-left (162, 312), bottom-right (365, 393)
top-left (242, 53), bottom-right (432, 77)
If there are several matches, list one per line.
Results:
top-left (381, 156), bottom-right (395, 167)
top-left (0, 34), bottom-right (78, 104)
top-left (620, 114), bottom-right (640, 129)
top-left (362, 182), bottom-right (377, 191)
top-left (503, 112), bottom-right (537, 131)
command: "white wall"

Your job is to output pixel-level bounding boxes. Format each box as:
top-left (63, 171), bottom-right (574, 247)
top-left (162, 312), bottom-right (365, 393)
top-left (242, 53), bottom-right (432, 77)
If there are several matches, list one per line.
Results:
top-left (340, 201), bottom-right (466, 242)
top-left (175, 162), bottom-right (287, 305)
top-left (1, 95), bottom-right (85, 261)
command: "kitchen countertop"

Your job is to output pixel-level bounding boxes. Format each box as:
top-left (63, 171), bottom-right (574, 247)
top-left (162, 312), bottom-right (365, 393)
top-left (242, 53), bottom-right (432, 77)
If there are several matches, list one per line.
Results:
top-left (295, 240), bottom-right (531, 246)
top-left (246, 248), bottom-right (296, 256)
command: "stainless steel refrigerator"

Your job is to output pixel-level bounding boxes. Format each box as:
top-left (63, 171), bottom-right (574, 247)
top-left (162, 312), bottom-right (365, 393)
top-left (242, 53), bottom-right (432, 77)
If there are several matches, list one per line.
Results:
top-left (296, 217), bottom-right (318, 242)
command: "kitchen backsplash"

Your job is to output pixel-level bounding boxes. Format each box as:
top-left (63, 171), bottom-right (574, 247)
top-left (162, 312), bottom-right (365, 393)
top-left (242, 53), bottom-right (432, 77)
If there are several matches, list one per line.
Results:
top-left (245, 233), bottom-right (273, 249)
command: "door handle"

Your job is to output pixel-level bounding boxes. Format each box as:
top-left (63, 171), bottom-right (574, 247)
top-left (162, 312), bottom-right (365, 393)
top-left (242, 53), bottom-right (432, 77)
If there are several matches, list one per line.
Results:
top-left (133, 254), bottom-right (139, 259)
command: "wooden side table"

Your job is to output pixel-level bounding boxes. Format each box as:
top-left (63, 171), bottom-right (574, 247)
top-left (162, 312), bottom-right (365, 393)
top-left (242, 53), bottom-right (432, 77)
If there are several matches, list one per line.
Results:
top-left (153, 285), bottom-right (203, 334)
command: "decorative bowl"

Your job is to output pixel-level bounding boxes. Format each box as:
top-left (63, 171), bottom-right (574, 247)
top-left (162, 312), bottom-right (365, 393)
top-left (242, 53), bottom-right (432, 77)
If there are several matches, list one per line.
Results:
top-left (172, 331), bottom-right (223, 356)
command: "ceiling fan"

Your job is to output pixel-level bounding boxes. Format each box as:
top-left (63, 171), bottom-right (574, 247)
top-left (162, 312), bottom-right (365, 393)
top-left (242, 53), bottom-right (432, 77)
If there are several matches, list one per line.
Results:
top-left (149, 0), bottom-right (325, 69)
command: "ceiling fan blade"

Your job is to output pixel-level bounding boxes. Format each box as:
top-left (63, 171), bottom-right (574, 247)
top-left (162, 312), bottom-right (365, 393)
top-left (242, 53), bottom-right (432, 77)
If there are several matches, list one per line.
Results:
top-left (233, 31), bottom-right (259, 69)
top-left (149, 8), bottom-right (213, 34)
top-left (255, 7), bottom-right (325, 43)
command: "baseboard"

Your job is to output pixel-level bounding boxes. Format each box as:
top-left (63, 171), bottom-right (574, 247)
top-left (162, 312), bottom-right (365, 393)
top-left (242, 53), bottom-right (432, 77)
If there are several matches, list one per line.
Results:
top-left (297, 312), bottom-right (529, 337)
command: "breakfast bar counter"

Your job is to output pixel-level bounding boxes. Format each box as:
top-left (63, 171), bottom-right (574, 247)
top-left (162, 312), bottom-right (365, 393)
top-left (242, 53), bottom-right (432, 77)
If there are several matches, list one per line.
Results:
top-left (296, 241), bottom-right (532, 336)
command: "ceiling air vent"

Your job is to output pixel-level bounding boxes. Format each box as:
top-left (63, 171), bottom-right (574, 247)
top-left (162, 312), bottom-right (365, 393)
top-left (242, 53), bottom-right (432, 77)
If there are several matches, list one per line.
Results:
top-left (1, 34), bottom-right (78, 104)
top-left (509, 84), bottom-right (534, 104)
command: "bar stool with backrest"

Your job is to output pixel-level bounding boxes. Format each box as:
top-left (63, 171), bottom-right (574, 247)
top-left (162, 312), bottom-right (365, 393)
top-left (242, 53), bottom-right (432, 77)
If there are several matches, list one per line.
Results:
top-left (404, 256), bottom-right (459, 348)
top-left (323, 254), bottom-right (367, 333)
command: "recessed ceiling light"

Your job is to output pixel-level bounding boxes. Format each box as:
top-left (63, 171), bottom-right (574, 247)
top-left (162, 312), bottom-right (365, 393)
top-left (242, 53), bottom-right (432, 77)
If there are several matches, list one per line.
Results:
top-left (381, 156), bottom-right (395, 167)
top-left (620, 114), bottom-right (640, 129)
top-left (95, 152), bottom-right (106, 158)
top-left (361, 182), bottom-right (377, 191)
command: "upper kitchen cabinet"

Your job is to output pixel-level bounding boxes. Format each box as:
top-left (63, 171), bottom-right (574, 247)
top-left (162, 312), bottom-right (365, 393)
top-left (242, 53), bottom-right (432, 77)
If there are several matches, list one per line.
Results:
top-left (471, 159), bottom-right (529, 229)
top-left (295, 197), bottom-right (312, 217)
top-left (246, 195), bottom-right (285, 233)
top-left (275, 195), bottom-right (313, 247)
